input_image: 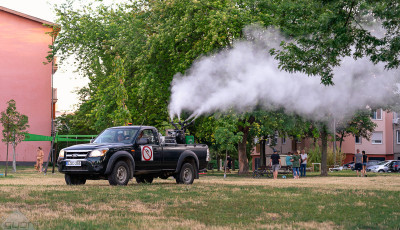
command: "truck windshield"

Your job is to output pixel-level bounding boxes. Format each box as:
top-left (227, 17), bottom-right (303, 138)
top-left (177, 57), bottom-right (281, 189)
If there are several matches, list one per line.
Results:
top-left (93, 128), bottom-right (139, 144)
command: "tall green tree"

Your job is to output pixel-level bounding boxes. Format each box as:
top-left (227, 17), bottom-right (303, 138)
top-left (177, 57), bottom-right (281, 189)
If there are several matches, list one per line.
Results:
top-left (0, 100), bottom-right (29, 175)
top-left (52, 1), bottom-right (147, 131)
top-left (52, 0), bottom-right (255, 131)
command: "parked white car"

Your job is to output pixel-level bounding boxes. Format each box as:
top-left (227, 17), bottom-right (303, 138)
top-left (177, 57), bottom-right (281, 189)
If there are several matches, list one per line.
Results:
top-left (366, 160), bottom-right (395, 173)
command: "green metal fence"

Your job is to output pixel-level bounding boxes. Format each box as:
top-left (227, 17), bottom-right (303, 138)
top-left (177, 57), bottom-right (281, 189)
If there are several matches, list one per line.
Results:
top-left (23, 133), bottom-right (97, 143)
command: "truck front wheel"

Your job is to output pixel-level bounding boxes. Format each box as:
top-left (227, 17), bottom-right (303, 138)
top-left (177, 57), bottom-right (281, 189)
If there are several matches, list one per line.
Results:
top-left (65, 174), bottom-right (86, 185)
top-left (177, 163), bottom-right (195, 184)
top-left (108, 161), bottom-right (130, 186)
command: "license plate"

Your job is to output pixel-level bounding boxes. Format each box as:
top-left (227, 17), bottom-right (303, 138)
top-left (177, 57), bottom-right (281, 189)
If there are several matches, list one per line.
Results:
top-left (66, 161), bottom-right (81, 166)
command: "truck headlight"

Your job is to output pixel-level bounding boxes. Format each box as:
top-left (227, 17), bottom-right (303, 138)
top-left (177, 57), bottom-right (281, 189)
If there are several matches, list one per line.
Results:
top-left (58, 149), bottom-right (65, 159)
top-left (89, 148), bottom-right (108, 157)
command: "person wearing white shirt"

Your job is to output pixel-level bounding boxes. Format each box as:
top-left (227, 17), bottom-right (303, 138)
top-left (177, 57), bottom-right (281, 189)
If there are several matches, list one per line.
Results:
top-left (300, 149), bottom-right (308, 177)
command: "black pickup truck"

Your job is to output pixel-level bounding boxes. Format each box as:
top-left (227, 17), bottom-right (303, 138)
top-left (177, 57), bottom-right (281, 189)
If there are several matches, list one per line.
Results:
top-left (57, 125), bottom-right (210, 185)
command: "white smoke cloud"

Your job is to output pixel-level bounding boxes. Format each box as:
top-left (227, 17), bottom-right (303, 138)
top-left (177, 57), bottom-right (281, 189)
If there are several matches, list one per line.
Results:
top-left (168, 26), bottom-right (399, 122)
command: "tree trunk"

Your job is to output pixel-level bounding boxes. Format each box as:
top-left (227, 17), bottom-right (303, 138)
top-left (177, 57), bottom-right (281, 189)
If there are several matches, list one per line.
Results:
top-left (238, 134), bottom-right (249, 174)
top-left (5, 143), bottom-right (9, 177)
top-left (260, 139), bottom-right (266, 167)
top-left (320, 126), bottom-right (328, 176)
top-left (12, 142), bottom-right (16, 172)
top-left (338, 134), bottom-right (344, 165)
top-left (224, 150), bottom-right (228, 176)
top-left (237, 116), bottom-right (255, 175)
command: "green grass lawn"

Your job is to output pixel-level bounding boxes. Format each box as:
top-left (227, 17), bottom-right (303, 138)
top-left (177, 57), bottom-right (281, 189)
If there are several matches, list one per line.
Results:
top-left (0, 167), bottom-right (399, 229)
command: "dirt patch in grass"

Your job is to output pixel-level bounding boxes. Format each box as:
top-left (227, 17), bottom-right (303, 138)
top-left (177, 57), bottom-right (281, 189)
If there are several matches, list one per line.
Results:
top-left (199, 175), bottom-right (400, 191)
top-left (256, 221), bottom-right (338, 230)
top-left (1, 172), bottom-right (399, 191)
top-left (129, 215), bottom-right (231, 230)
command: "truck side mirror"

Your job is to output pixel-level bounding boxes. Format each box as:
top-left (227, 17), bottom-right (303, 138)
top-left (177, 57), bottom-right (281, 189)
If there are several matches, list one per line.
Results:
top-left (136, 138), bottom-right (149, 145)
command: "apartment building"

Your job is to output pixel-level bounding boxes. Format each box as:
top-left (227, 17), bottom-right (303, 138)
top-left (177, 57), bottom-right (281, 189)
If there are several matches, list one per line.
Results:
top-left (343, 109), bottom-right (396, 163)
top-left (0, 6), bottom-right (57, 163)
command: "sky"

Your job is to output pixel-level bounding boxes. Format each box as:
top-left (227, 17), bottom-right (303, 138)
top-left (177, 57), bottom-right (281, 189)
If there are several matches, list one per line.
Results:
top-left (0, 0), bottom-right (89, 113)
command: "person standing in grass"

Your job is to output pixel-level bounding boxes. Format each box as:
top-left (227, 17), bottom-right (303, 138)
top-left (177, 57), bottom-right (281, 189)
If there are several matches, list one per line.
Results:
top-left (291, 150), bottom-right (301, 179)
top-left (286, 152), bottom-right (293, 177)
top-left (354, 149), bottom-right (363, 177)
top-left (226, 155), bottom-right (232, 173)
top-left (270, 150), bottom-right (281, 180)
top-left (362, 150), bottom-right (368, 177)
top-left (300, 149), bottom-right (308, 177)
top-left (35, 147), bottom-right (44, 173)
top-left (286, 152), bottom-right (293, 167)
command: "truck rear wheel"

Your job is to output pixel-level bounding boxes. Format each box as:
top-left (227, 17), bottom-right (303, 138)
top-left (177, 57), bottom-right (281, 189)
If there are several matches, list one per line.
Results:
top-left (108, 161), bottom-right (130, 186)
top-left (65, 174), bottom-right (86, 185)
top-left (177, 163), bottom-right (195, 184)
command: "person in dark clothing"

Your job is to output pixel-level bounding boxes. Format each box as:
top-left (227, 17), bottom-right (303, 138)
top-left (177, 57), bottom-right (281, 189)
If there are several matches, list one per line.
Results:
top-left (270, 150), bottom-right (281, 179)
top-left (226, 155), bottom-right (232, 173)
top-left (362, 150), bottom-right (368, 177)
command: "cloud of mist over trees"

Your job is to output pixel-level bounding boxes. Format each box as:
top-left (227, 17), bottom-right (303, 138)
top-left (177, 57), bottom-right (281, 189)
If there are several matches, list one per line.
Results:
top-left (169, 26), bottom-right (399, 122)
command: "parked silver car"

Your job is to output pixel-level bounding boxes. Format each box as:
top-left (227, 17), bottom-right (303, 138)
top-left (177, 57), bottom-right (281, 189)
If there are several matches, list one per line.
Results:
top-left (366, 160), bottom-right (381, 168)
top-left (366, 160), bottom-right (397, 173)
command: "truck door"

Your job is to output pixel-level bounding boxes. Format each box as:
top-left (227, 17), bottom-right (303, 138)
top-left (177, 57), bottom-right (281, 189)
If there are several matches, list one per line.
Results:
top-left (134, 129), bottom-right (161, 171)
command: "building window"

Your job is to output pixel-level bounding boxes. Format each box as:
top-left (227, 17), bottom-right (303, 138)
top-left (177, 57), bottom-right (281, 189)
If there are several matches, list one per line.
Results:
top-left (282, 137), bottom-right (286, 144)
top-left (371, 132), bottom-right (383, 144)
top-left (371, 109), bottom-right (382, 120)
top-left (355, 136), bottom-right (362, 144)
top-left (397, 131), bottom-right (400, 144)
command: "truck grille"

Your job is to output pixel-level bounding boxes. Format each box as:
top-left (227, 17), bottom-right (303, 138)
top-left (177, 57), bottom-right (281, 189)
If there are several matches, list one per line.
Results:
top-left (65, 150), bottom-right (90, 159)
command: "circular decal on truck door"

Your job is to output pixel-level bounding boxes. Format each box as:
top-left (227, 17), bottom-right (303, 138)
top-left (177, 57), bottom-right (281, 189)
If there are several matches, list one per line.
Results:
top-left (141, 146), bottom-right (153, 161)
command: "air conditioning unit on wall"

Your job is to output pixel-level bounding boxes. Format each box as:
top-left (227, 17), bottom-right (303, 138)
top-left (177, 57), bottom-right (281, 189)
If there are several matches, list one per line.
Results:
top-left (393, 118), bottom-right (400, 124)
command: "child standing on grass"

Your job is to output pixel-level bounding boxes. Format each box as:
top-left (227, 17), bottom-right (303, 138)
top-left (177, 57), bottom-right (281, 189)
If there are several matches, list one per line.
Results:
top-left (35, 147), bottom-right (44, 173)
top-left (291, 150), bottom-right (301, 179)
top-left (286, 152), bottom-right (293, 177)
top-left (286, 152), bottom-right (292, 167)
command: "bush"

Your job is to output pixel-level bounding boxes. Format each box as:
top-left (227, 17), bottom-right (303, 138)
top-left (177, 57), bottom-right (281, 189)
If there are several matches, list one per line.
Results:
top-left (307, 143), bottom-right (346, 167)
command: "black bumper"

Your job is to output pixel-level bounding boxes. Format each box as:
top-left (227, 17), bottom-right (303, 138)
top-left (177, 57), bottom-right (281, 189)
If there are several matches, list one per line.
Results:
top-left (58, 158), bottom-right (105, 175)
